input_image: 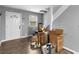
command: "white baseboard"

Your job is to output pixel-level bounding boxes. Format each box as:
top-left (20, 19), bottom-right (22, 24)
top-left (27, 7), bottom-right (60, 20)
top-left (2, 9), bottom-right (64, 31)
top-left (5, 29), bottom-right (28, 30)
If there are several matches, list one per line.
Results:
top-left (63, 46), bottom-right (79, 54)
top-left (0, 35), bottom-right (32, 46)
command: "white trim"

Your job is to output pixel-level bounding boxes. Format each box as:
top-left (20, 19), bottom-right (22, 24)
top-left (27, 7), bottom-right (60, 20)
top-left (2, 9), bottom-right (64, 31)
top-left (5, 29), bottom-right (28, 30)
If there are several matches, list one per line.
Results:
top-left (20, 13), bottom-right (22, 36)
top-left (0, 35), bottom-right (32, 45)
top-left (50, 6), bottom-right (54, 30)
top-left (54, 5), bottom-right (70, 20)
top-left (63, 46), bottom-right (79, 54)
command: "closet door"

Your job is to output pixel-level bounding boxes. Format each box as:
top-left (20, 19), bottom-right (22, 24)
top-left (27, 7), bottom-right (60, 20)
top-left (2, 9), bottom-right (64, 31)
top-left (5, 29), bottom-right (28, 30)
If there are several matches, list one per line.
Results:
top-left (5, 11), bottom-right (22, 40)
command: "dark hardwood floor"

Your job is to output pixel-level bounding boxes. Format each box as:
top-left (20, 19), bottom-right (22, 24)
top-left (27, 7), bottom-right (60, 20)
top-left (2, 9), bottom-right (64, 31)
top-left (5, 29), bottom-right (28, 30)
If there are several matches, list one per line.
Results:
top-left (0, 36), bottom-right (73, 54)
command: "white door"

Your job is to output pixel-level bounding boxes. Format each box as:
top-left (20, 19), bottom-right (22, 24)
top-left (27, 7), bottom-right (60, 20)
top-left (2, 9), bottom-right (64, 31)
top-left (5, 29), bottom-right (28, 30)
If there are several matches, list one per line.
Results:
top-left (5, 11), bottom-right (21, 40)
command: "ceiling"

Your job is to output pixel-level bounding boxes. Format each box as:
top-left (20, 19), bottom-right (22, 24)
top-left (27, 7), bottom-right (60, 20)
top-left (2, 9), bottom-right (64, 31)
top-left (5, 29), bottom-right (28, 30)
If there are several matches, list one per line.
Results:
top-left (53, 5), bottom-right (62, 14)
top-left (3, 5), bottom-right (61, 13)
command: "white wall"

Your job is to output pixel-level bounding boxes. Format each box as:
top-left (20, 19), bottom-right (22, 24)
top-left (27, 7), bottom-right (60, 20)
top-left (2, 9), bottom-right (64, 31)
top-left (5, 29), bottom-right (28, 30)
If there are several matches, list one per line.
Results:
top-left (43, 8), bottom-right (51, 28)
top-left (0, 6), bottom-right (43, 41)
top-left (43, 5), bottom-right (62, 30)
top-left (52, 5), bottom-right (79, 52)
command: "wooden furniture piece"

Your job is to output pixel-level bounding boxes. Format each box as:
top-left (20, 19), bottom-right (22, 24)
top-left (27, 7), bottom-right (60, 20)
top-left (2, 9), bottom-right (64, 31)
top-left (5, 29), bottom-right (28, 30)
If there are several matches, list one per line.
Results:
top-left (55, 29), bottom-right (63, 53)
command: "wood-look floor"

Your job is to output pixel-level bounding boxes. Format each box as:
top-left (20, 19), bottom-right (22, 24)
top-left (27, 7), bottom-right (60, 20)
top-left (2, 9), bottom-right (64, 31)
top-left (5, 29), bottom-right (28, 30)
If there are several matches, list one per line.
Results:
top-left (0, 37), bottom-right (73, 54)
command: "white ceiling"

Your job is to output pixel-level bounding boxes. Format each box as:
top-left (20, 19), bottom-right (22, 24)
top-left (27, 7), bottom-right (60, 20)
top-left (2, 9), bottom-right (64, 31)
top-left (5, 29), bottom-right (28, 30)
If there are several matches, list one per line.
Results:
top-left (3, 5), bottom-right (61, 13)
top-left (3, 5), bottom-right (50, 13)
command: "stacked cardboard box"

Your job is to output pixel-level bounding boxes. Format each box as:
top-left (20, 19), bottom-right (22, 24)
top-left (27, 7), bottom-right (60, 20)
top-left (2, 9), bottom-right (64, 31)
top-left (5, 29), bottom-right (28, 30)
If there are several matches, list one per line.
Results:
top-left (49, 29), bottom-right (63, 53)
